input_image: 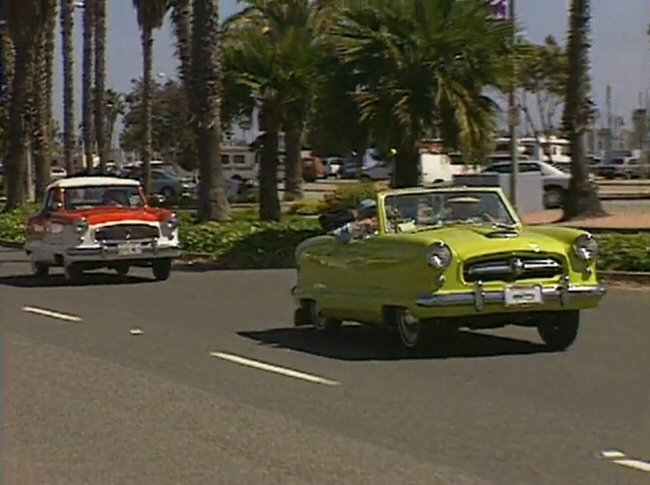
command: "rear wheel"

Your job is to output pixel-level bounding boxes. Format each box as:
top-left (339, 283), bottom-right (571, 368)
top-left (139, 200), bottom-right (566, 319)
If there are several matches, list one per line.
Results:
top-left (543, 187), bottom-right (565, 209)
top-left (536, 311), bottom-right (580, 351)
top-left (115, 263), bottom-right (130, 277)
top-left (152, 258), bottom-right (172, 281)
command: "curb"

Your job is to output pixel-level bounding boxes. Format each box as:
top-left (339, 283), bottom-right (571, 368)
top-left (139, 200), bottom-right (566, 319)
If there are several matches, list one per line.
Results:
top-left (0, 240), bottom-right (23, 249)
top-left (600, 271), bottom-right (650, 285)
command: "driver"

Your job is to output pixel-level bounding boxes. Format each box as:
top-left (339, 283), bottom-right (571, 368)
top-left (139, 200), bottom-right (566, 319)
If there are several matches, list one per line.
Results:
top-left (352, 198), bottom-right (379, 233)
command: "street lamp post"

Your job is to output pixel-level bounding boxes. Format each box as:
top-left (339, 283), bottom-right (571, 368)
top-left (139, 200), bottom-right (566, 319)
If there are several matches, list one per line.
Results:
top-left (508, 0), bottom-right (519, 209)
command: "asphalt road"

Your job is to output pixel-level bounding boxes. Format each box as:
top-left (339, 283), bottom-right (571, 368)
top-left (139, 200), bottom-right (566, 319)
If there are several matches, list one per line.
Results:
top-left (2, 248), bottom-right (650, 484)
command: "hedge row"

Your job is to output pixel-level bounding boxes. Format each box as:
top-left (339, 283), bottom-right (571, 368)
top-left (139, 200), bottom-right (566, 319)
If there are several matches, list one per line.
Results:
top-left (1, 183), bottom-right (649, 271)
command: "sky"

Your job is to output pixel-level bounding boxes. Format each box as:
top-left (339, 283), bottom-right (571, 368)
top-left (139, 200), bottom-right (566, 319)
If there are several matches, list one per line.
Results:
top-left (50, 0), bottom-right (650, 143)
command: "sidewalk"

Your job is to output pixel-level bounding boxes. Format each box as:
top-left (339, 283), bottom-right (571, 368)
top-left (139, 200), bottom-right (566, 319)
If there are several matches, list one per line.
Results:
top-left (523, 210), bottom-right (650, 232)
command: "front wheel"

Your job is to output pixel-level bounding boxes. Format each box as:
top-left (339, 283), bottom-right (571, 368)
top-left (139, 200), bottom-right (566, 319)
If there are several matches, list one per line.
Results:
top-left (537, 311), bottom-right (580, 351)
top-left (31, 260), bottom-right (49, 277)
top-left (63, 263), bottom-right (83, 284)
top-left (152, 258), bottom-right (172, 281)
top-left (390, 307), bottom-right (425, 349)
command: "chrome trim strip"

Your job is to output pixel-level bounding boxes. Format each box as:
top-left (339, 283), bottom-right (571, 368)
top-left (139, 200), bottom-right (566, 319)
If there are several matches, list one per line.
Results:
top-left (415, 284), bottom-right (607, 308)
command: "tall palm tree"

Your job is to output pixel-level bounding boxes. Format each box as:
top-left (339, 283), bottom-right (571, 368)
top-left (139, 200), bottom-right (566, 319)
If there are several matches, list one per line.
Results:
top-left (561, 0), bottom-right (604, 219)
top-left (328, 0), bottom-right (512, 187)
top-left (31, 1), bottom-right (56, 200)
top-left (191, 0), bottom-right (230, 221)
top-left (132, 0), bottom-right (168, 196)
top-left (60, 0), bottom-right (75, 174)
top-left (225, 0), bottom-right (323, 202)
top-left (82, 0), bottom-right (94, 171)
top-left (0, 3), bottom-right (14, 164)
top-left (94, 0), bottom-right (107, 172)
top-left (170, 0), bottom-right (191, 92)
top-left (4, 0), bottom-right (53, 209)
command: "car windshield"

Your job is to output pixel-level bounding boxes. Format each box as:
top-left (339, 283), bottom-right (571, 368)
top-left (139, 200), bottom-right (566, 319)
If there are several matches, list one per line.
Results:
top-left (63, 185), bottom-right (145, 210)
top-left (383, 190), bottom-right (517, 233)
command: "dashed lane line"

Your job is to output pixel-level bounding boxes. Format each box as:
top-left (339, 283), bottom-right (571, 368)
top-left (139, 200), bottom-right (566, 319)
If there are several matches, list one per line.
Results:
top-left (22, 306), bottom-right (82, 323)
top-left (209, 351), bottom-right (340, 386)
top-left (600, 450), bottom-right (650, 473)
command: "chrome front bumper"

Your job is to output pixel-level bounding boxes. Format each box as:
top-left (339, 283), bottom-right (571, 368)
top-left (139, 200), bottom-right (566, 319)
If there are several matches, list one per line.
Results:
top-left (416, 277), bottom-right (607, 312)
top-left (66, 240), bottom-right (182, 259)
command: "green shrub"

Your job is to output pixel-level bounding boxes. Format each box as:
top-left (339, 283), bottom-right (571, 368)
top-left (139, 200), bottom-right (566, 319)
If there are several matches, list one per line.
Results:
top-left (0, 203), bottom-right (40, 245)
top-left (596, 233), bottom-right (650, 272)
top-left (287, 199), bottom-right (327, 216)
top-left (323, 182), bottom-right (381, 212)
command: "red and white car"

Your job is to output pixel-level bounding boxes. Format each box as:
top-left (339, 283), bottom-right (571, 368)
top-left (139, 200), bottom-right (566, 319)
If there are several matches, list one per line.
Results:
top-left (25, 176), bottom-right (182, 283)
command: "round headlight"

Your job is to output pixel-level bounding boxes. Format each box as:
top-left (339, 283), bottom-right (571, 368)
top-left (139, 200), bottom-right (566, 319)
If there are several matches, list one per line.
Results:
top-left (73, 218), bottom-right (88, 234)
top-left (426, 242), bottom-right (452, 270)
top-left (165, 214), bottom-right (179, 231)
top-left (573, 233), bottom-right (599, 261)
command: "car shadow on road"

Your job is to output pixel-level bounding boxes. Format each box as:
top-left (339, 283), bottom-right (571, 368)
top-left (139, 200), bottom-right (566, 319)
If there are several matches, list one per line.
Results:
top-left (238, 326), bottom-right (556, 361)
top-left (0, 273), bottom-right (154, 288)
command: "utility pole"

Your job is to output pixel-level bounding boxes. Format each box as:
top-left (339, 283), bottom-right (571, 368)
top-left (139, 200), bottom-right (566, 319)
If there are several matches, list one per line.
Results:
top-left (508, 0), bottom-right (519, 209)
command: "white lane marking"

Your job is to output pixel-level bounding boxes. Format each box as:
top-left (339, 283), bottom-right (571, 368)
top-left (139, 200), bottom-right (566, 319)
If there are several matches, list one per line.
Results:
top-left (600, 450), bottom-right (626, 459)
top-left (22, 306), bottom-right (82, 322)
top-left (600, 450), bottom-right (650, 473)
top-left (613, 459), bottom-right (650, 473)
top-left (209, 351), bottom-right (340, 386)
top-left (129, 328), bottom-right (143, 335)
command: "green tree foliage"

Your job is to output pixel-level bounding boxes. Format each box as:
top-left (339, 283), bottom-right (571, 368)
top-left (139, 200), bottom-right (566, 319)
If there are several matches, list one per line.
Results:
top-left (120, 79), bottom-right (197, 169)
top-left (326, 0), bottom-right (513, 187)
top-left (517, 35), bottom-right (568, 135)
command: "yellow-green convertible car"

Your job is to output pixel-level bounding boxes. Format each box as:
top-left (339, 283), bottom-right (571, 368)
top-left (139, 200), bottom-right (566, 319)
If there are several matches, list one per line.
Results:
top-left (292, 186), bottom-right (607, 351)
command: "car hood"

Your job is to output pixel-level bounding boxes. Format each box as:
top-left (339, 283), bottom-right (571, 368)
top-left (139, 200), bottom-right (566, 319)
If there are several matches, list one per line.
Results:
top-left (69, 207), bottom-right (162, 225)
top-left (407, 224), bottom-right (571, 259)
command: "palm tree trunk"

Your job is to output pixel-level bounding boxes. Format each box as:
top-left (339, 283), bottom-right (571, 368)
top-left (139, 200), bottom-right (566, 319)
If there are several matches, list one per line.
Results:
top-left (94, 0), bottom-right (107, 172)
top-left (171, 0), bottom-right (192, 91)
top-left (258, 103), bottom-right (281, 221)
top-left (141, 28), bottom-right (153, 196)
top-left (32, 24), bottom-right (52, 201)
top-left (82, 0), bottom-right (95, 171)
top-left (393, 142), bottom-right (420, 188)
top-left (61, 0), bottom-right (75, 174)
top-left (561, 0), bottom-right (604, 220)
top-left (5, 44), bottom-right (35, 210)
top-left (192, 0), bottom-right (230, 221)
top-left (283, 120), bottom-right (303, 200)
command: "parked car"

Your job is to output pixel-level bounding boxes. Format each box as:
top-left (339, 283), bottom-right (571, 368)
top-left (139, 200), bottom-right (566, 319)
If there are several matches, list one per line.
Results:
top-left (481, 159), bottom-right (597, 209)
top-left (24, 176), bottom-right (182, 283)
top-left (302, 156), bottom-right (326, 182)
top-left (597, 157), bottom-right (649, 179)
top-left (292, 186), bottom-right (606, 351)
top-left (322, 157), bottom-right (343, 178)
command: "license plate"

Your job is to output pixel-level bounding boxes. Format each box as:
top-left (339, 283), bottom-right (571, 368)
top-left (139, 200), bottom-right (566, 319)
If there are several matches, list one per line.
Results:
top-left (117, 242), bottom-right (142, 255)
top-left (504, 285), bottom-right (543, 306)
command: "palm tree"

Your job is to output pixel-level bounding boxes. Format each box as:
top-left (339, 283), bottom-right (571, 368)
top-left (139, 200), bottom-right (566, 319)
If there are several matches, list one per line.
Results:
top-left (94, 0), bottom-right (107, 172)
top-left (191, 0), bottom-right (230, 221)
top-left (60, 0), bottom-right (75, 175)
top-left (561, 0), bottom-right (604, 219)
top-left (132, 0), bottom-right (168, 196)
top-left (170, 0), bottom-right (191, 91)
top-left (31, 1), bottom-right (56, 200)
top-left (327, 0), bottom-right (512, 187)
top-left (224, 0), bottom-right (324, 202)
top-left (4, 0), bottom-right (53, 209)
top-left (82, 0), bottom-right (94, 171)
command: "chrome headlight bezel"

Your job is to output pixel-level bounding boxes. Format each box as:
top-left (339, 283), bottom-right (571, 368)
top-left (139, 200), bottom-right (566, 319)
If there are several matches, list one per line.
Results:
top-left (426, 242), bottom-right (452, 270)
top-left (161, 214), bottom-right (179, 237)
top-left (573, 233), bottom-right (599, 262)
top-left (73, 218), bottom-right (88, 234)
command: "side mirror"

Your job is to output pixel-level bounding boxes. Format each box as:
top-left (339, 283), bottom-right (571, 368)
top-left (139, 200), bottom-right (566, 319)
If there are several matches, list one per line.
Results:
top-left (148, 194), bottom-right (166, 207)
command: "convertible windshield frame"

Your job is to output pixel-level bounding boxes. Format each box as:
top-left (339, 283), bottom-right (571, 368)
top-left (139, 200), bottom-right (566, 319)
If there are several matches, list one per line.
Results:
top-left (377, 188), bottom-right (521, 234)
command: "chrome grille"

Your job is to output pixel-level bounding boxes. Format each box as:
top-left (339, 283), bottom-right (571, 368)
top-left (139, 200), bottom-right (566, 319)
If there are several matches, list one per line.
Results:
top-left (94, 224), bottom-right (160, 241)
top-left (463, 255), bottom-right (563, 283)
